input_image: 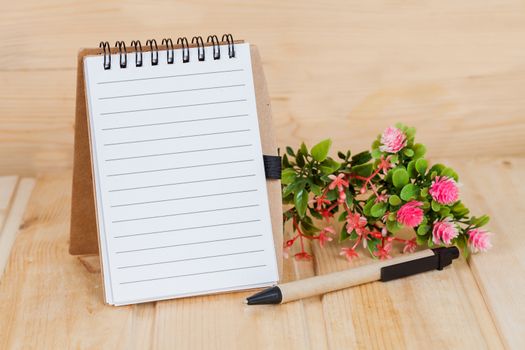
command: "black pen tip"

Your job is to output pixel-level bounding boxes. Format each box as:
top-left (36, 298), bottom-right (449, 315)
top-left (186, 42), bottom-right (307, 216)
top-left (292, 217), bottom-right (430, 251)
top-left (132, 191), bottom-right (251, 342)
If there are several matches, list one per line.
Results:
top-left (246, 286), bottom-right (282, 305)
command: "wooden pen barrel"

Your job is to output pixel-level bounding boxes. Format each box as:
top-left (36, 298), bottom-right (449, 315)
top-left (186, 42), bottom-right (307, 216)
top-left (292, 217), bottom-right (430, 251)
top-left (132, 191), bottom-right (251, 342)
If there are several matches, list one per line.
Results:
top-left (280, 249), bottom-right (435, 303)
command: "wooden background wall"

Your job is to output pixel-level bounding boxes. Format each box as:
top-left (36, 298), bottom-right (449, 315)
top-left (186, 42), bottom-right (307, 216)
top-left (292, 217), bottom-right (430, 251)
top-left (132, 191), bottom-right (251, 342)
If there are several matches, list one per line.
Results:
top-left (1, 0), bottom-right (524, 175)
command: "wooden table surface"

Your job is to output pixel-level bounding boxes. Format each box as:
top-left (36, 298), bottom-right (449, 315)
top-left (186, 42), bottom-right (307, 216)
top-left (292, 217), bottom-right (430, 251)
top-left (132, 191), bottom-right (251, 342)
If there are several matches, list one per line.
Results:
top-left (1, 0), bottom-right (524, 349)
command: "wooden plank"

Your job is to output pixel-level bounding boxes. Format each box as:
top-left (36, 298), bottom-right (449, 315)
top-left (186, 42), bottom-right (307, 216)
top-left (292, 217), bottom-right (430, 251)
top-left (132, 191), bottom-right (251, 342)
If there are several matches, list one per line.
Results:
top-left (0, 174), bottom-right (325, 349)
top-left (0, 176), bottom-right (18, 230)
top-left (312, 241), bottom-right (503, 349)
top-left (0, 177), bottom-right (34, 279)
top-left (440, 157), bottom-right (525, 349)
top-left (2, 1), bottom-right (525, 174)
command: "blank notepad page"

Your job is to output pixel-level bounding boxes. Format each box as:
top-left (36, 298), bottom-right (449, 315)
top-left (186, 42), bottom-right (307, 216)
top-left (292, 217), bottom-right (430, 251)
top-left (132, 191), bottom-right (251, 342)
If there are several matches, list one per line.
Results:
top-left (83, 43), bottom-right (279, 305)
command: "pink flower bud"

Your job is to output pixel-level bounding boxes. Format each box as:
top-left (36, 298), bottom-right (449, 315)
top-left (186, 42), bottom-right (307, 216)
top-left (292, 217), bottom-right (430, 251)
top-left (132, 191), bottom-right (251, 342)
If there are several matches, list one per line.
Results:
top-left (380, 126), bottom-right (407, 153)
top-left (396, 201), bottom-right (424, 228)
top-left (429, 176), bottom-right (459, 205)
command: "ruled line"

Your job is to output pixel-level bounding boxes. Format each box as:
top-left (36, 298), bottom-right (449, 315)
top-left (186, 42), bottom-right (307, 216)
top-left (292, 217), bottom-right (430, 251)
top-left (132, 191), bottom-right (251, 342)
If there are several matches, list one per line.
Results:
top-left (115, 234), bottom-right (263, 253)
top-left (105, 144), bottom-right (252, 162)
top-left (108, 174), bottom-right (255, 192)
top-left (117, 249), bottom-right (265, 269)
top-left (114, 219), bottom-right (261, 238)
top-left (104, 129), bottom-right (250, 146)
top-left (100, 99), bottom-right (247, 116)
top-left (119, 264), bottom-right (267, 285)
top-left (111, 189), bottom-right (258, 207)
top-left (101, 114), bottom-right (248, 131)
top-left (107, 159), bottom-right (254, 177)
top-left (112, 204), bottom-right (259, 223)
top-left (98, 69), bottom-right (244, 85)
top-left (98, 84), bottom-right (245, 100)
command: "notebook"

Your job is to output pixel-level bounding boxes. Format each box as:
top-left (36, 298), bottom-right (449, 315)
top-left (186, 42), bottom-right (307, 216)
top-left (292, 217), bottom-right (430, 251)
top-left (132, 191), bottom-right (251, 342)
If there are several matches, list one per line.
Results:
top-left (82, 36), bottom-right (279, 305)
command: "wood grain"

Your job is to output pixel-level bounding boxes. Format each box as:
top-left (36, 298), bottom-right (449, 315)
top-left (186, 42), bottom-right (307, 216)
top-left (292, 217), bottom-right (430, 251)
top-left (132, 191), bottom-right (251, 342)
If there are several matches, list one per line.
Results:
top-left (0, 173), bottom-right (323, 349)
top-left (0, 0), bottom-right (524, 348)
top-left (438, 157), bottom-right (525, 349)
top-left (1, 0), bottom-right (525, 174)
top-left (2, 159), bottom-right (522, 348)
top-left (0, 177), bottom-right (35, 278)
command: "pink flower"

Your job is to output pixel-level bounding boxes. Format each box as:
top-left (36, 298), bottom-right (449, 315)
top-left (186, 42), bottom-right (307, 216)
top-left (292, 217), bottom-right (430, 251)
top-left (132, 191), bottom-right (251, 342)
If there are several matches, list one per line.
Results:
top-left (317, 227), bottom-right (334, 248)
top-left (374, 243), bottom-right (392, 260)
top-left (294, 251), bottom-right (312, 261)
top-left (328, 173), bottom-right (349, 192)
top-left (429, 176), bottom-right (459, 205)
top-left (467, 228), bottom-right (492, 252)
top-left (340, 247), bottom-right (358, 261)
top-left (432, 218), bottom-right (459, 245)
top-left (378, 155), bottom-right (394, 174)
top-left (403, 238), bottom-right (417, 253)
top-left (375, 194), bottom-right (389, 203)
top-left (346, 212), bottom-right (368, 235)
top-left (396, 201), bottom-right (424, 228)
top-left (380, 127), bottom-right (407, 153)
top-left (311, 195), bottom-right (330, 211)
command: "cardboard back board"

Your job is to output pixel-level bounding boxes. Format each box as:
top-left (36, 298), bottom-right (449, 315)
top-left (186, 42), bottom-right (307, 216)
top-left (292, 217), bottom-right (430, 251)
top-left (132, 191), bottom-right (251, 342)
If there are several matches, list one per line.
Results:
top-left (69, 42), bottom-right (283, 278)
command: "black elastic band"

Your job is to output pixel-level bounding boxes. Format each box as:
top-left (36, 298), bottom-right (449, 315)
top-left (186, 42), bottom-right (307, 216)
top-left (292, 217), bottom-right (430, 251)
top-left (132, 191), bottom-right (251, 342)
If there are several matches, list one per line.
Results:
top-left (263, 155), bottom-right (281, 180)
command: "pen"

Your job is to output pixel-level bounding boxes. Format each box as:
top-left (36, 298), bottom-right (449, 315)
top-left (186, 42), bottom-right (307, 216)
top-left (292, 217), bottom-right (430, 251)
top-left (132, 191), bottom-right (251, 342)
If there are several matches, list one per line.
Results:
top-left (246, 246), bottom-right (459, 305)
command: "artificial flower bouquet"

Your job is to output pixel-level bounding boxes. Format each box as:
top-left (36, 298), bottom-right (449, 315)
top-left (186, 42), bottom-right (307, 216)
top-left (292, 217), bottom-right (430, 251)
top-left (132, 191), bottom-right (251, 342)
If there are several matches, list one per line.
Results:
top-left (281, 124), bottom-right (493, 261)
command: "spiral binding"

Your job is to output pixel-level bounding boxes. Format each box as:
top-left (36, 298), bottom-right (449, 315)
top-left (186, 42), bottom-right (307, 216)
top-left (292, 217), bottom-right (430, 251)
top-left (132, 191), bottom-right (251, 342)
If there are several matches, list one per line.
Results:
top-left (98, 33), bottom-right (236, 69)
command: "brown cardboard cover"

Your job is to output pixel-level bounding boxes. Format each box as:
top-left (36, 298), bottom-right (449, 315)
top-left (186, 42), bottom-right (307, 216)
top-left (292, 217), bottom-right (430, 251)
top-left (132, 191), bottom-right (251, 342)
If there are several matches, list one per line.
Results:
top-left (69, 43), bottom-right (283, 278)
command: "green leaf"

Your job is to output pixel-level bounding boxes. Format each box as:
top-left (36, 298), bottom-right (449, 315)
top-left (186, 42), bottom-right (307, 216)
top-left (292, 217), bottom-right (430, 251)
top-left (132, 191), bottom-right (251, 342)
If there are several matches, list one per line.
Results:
top-left (388, 212), bottom-right (396, 221)
top-left (441, 167), bottom-right (459, 182)
top-left (400, 184), bottom-right (419, 201)
top-left (403, 148), bottom-right (415, 157)
top-left (296, 153), bottom-right (305, 167)
top-left (282, 179), bottom-right (305, 197)
top-left (281, 168), bottom-right (297, 185)
top-left (285, 146), bottom-right (295, 157)
top-left (337, 151), bottom-right (346, 160)
top-left (416, 235), bottom-right (428, 245)
top-left (311, 139), bottom-right (332, 162)
top-left (454, 234), bottom-right (470, 258)
top-left (439, 207), bottom-right (451, 217)
top-left (431, 200), bottom-right (441, 212)
top-left (386, 219), bottom-right (402, 233)
top-left (300, 142), bottom-right (308, 156)
top-left (282, 154), bottom-right (290, 168)
top-left (389, 195), bottom-right (401, 206)
top-left (415, 158), bottom-right (428, 175)
top-left (392, 168), bottom-right (409, 188)
top-left (340, 225), bottom-right (350, 241)
top-left (294, 189), bottom-right (309, 218)
top-left (370, 202), bottom-right (387, 218)
top-left (407, 160), bottom-right (416, 178)
top-left (363, 198), bottom-right (375, 216)
top-left (326, 189), bottom-right (338, 201)
top-left (429, 163), bottom-right (446, 176)
top-left (338, 210), bottom-right (348, 222)
top-left (352, 163), bottom-right (373, 177)
top-left (320, 158), bottom-right (341, 174)
top-left (300, 217), bottom-right (319, 236)
top-left (371, 148), bottom-right (382, 159)
top-left (309, 182), bottom-right (322, 196)
top-left (420, 187), bottom-right (429, 197)
top-left (470, 215), bottom-right (490, 227)
top-left (351, 151), bottom-right (372, 165)
top-left (412, 143), bottom-right (426, 159)
top-left (417, 224), bottom-right (430, 236)
top-left (405, 126), bottom-right (416, 139)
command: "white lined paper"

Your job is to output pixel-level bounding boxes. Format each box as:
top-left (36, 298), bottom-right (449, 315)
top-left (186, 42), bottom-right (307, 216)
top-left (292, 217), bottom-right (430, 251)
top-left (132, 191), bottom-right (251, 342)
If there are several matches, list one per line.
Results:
top-left (83, 43), bottom-right (278, 305)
